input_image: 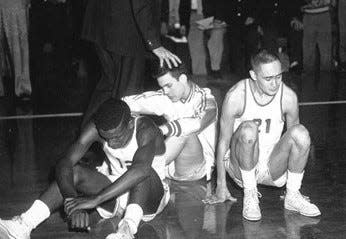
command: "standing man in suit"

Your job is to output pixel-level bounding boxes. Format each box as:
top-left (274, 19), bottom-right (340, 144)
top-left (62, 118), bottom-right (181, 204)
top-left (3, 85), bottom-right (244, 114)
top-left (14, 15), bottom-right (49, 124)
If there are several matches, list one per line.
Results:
top-left (81, 0), bottom-right (181, 127)
top-left (219, 0), bottom-right (260, 78)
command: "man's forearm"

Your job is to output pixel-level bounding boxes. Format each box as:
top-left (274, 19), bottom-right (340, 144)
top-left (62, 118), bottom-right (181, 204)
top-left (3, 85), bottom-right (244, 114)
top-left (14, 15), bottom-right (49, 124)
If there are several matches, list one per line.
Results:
top-left (95, 166), bottom-right (150, 205)
top-left (216, 143), bottom-right (228, 188)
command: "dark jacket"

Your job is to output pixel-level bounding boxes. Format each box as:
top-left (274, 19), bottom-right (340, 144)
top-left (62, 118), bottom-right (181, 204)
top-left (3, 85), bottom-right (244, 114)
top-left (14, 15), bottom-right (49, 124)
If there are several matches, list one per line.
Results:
top-left (202, 0), bottom-right (258, 27)
top-left (82, 0), bottom-right (161, 56)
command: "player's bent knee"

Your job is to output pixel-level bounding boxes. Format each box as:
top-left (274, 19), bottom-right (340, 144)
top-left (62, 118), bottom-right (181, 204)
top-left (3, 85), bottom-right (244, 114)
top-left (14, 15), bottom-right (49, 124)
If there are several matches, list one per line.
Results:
top-left (238, 121), bottom-right (258, 144)
top-left (72, 164), bottom-right (88, 185)
top-left (290, 124), bottom-right (311, 149)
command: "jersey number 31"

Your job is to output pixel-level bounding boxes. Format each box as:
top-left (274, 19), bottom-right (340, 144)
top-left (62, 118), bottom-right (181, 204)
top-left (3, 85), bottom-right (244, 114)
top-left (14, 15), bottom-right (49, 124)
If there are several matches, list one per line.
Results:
top-left (253, 119), bottom-right (271, 133)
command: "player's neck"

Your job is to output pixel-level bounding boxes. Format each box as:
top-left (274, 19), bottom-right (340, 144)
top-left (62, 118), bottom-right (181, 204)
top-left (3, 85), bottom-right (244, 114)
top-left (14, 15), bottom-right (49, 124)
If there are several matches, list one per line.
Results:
top-left (122, 118), bottom-right (136, 148)
top-left (251, 80), bottom-right (275, 104)
top-left (182, 81), bottom-right (193, 101)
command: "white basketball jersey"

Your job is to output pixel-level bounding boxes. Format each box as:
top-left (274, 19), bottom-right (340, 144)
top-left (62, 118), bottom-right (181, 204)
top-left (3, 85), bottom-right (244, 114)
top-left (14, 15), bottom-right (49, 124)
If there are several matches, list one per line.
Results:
top-left (103, 118), bottom-right (139, 177)
top-left (103, 117), bottom-right (165, 180)
top-left (234, 78), bottom-right (284, 148)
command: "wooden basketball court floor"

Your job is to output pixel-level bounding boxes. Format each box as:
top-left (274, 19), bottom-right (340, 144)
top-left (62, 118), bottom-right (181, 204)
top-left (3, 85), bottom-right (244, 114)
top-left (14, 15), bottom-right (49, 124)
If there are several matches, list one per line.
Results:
top-left (0, 71), bottom-right (346, 239)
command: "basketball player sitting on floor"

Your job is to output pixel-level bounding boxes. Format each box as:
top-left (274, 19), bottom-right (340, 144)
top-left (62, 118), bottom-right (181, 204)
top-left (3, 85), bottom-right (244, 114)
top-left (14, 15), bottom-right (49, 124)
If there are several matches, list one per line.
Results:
top-left (123, 62), bottom-right (217, 181)
top-left (204, 49), bottom-right (321, 221)
top-left (0, 99), bottom-right (170, 239)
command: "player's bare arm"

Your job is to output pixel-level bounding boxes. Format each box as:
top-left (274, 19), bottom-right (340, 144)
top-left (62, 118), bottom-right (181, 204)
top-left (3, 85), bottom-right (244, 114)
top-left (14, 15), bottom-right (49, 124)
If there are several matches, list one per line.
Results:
top-left (194, 97), bottom-right (217, 133)
top-left (65, 117), bottom-right (165, 216)
top-left (282, 84), bottom-right (300, 129)
top-left (55, 122), bottom-right (101, 199)
top-left (204, 81), bottom-right (245, 204)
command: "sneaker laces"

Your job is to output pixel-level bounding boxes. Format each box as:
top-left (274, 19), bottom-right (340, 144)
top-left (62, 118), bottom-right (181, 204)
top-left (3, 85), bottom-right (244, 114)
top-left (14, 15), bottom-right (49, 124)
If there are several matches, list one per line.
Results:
top-left (293, 191), bottom-right (310, 204)
top-left (244, 189), bottom-right (262, 206)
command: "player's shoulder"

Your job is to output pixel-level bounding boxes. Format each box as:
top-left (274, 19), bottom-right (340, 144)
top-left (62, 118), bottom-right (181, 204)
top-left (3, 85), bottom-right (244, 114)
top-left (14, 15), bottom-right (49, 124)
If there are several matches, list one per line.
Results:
top-left (192, 82), bottom-right (215, 98)
top-left (136, 116), bottom-right (165, 151)
top-left (224, 79), bottom-right (246, 104)
top-left (79, 121), bottom-right (101, 143)
top-left (136, 116), bottom-right (163, 140)
top-left (281, 82), bottom-right (298, 107)
top-left (136, 116), bottom-right (157, 131)
top-left (220, 79), bottom-right (246, 116)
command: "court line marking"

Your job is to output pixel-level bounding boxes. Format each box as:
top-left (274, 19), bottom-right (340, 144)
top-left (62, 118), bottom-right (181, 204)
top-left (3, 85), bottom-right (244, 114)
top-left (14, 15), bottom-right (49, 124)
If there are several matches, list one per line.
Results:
top-left (1, 100), bottom-right (346, 120)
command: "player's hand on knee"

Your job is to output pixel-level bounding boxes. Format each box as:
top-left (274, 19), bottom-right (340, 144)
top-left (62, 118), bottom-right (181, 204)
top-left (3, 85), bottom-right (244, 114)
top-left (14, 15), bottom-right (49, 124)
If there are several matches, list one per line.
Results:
top-left (64, 196), bottom-right (99, 217)
top-left (202, 186), bottom-right (237, 204)
top-left (69, 210), bottom-right (90, 231)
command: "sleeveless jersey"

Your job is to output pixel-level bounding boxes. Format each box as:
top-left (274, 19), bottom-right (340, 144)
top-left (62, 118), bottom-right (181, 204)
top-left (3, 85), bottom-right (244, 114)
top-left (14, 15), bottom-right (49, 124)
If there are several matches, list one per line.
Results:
top-left (234, 78), bottom-right (284, 149)
top-left (103, 117), bottom-right (165, 180)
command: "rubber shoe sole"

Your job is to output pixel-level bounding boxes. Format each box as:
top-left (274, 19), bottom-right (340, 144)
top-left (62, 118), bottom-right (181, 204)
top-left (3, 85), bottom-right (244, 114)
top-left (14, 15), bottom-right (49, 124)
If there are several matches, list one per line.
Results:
top-left (284, 204), bottom-right (321, 217)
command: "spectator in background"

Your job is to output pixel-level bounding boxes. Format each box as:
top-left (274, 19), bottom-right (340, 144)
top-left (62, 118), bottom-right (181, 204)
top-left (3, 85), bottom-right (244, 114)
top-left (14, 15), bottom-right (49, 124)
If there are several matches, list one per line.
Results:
top-left (220, 0), bottom-right (259, 78)
top-left (188, 0), bottom-right (207, 75)
top-left (161, 0), bottom-right (192, 43)
top-left (287, 0), bottom-right (305, 73)
top-left (0, 0), bottom-right (32, 100)
top-left (256, 0), bottom-right (289, 52)
top-left (202, 0), bottom-right (228, 80)
top-left (81, 0), bottom-right (181, 127)
top-left (301, 0), bottom-right (336, 72)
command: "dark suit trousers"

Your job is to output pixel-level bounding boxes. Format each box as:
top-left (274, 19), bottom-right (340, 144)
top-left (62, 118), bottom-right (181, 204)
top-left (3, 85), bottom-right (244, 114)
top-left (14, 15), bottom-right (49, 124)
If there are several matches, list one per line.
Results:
top-left (81, 44), bottom-right (145, 127)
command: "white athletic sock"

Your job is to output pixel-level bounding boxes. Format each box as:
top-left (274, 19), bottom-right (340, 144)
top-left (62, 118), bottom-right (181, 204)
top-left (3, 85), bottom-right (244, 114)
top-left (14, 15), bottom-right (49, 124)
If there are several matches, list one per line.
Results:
top-left (21, 200), bottom-right (50, 230)
top-left (240, 168), bottom-right (257, 190)
top-left (121, 204), bottom-right (143, 235)
top-left (286, 170), bottom-right (304, 193)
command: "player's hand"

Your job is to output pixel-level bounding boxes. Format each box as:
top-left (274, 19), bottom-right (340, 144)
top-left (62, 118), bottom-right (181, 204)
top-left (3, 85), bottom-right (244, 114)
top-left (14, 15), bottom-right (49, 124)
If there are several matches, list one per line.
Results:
top-left (203, 186), bottom-right (237, 204)
top-left (64, 196), bottom-right (99, 217)
top-left (69, 209), bottom-right (91, 231)
top-left (152, 47), bottom-right (182, 69)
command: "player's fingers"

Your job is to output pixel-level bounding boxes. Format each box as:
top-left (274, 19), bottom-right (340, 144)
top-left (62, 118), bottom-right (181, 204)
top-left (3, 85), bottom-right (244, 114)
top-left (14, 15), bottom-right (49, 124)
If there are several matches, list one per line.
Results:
top-left (226, 195), bottom-right (237, 202)
top-left (164, 57), bottom-right (172, 69)
top-left (85, 213), bottom-right (90, 229)
top-left (64, 198), bottom-right (77, 208)
top-left (203, 195), bottom-right (220, 204)
top-left (68, 206), bottom-right (80, 217)
top-left (172, 53), bottom-right (182, 64)
top-left (65, 201), bottom-right (76, 213)
top-left (159, 57), bottom-right (164, 67)
top-left (71, 214), bottom-right (77, 228)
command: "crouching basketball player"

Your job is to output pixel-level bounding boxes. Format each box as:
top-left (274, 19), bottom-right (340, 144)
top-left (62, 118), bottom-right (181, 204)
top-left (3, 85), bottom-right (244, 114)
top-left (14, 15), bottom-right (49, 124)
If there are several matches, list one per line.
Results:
top-left (0, 99), bottom-right (169, 239)
top-left (123, 62), bottom-right (217, 182)
top-left (204, 49), bottom-right (321, 221)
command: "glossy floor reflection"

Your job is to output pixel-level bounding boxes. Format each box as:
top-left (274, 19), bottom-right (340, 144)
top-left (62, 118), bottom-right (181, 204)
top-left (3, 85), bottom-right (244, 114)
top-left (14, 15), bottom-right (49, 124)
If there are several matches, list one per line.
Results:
top-left (0, 71), bottom-right (346, 238)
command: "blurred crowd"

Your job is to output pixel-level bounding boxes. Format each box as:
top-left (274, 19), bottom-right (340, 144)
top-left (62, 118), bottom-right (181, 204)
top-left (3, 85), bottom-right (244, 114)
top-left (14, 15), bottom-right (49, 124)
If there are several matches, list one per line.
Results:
top-left (0, 0), bottom-right (345, 101)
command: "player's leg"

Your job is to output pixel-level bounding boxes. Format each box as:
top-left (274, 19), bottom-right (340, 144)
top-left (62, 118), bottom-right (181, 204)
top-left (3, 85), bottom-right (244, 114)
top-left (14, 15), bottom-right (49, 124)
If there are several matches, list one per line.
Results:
top-left (0, 164), bottom-right (113, 239)
top-left (165, 134), bottom-right (204, 181)
top-left (106, 168), bottom-right (166, 239)
top-left (227, 121), bottom-right (261, 221)
top-left (267, 124), bottom-right (320, 217)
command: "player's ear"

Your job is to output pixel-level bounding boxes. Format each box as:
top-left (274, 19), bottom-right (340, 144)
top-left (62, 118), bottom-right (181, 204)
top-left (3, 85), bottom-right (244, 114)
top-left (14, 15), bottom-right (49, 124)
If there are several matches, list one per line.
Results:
top-left (249, 70), bottom-right (257, 81)
top-left (178, 74), bottom-right (187, 83)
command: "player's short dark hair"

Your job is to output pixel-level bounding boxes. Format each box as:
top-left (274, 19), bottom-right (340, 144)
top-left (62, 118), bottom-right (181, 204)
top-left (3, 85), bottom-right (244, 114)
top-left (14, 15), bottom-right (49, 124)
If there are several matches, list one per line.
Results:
top-left (93, 99), bottom-right (131, 131)
top-left (151, 59), bottom-right (188, 80)
top-left (250, 49), bottom-right (281, 72)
